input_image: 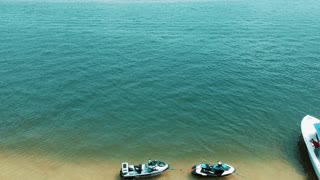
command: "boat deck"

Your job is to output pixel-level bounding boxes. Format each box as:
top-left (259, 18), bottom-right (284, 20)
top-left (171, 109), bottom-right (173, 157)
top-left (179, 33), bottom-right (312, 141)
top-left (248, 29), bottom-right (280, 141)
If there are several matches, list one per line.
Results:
top-left (301, 115), bottom-right (320, 179)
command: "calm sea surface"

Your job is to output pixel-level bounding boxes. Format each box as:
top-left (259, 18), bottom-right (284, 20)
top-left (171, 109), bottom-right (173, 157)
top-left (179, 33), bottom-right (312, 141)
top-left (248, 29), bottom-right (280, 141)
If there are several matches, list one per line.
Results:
top-left (1, 0), bottom-right (320, 179)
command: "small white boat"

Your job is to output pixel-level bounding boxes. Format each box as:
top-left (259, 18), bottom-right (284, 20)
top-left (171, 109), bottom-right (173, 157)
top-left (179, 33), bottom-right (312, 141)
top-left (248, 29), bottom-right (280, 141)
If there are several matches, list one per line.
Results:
top-left (191, 161), bottom-right (235, 177)
top-left (119, 160), bottom-right (169, 179)
top-left (301, 115), bottom-right (320, 178)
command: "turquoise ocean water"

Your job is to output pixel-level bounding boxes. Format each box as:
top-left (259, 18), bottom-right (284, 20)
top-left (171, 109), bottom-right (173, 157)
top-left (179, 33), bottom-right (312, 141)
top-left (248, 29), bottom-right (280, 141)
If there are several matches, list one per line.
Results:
top-left (1, 0), bottom-right (320, 179)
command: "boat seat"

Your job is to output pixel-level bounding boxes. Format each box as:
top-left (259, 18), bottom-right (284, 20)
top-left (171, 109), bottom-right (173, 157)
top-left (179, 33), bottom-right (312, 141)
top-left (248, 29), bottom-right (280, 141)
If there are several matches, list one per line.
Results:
top-left (134, 165), bottom-right (142, 173)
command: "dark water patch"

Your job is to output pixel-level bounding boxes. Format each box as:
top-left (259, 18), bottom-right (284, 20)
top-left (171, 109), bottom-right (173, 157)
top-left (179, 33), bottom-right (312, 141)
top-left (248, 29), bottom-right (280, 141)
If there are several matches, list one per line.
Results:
top-left (297, 135), bottom-right (317, 180)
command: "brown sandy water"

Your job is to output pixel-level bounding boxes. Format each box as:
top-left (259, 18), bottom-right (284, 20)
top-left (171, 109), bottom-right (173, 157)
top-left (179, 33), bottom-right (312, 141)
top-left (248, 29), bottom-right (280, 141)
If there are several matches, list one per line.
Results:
top-left (0, 152), bottom-right (307, 180)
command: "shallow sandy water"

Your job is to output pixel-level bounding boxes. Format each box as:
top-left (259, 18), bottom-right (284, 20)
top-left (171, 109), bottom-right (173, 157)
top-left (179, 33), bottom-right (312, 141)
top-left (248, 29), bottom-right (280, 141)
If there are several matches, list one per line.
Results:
top-left (0, 152), bottom-right (308, 180)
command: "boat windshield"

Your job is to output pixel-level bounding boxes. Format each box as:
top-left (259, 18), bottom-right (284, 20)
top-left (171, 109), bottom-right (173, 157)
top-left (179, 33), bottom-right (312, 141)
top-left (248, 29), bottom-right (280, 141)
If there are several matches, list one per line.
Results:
top-left (201, 164), bottom-right (209, 169)
top-left (221, 164), bottom-right (230, 170)
top-left (213, 164), bottom-right (230, 171)
top-left (314, 124), bottom-right (320, 138)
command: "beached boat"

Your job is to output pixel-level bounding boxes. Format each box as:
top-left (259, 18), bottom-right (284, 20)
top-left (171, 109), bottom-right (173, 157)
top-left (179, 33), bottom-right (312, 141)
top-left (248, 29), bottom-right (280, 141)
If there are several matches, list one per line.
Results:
top-left (119, 160), bottom-right (169, 179)
top-left (191, 161), bottom-right (235, 177)
top-left (301, 115), bottom-right (320, 178)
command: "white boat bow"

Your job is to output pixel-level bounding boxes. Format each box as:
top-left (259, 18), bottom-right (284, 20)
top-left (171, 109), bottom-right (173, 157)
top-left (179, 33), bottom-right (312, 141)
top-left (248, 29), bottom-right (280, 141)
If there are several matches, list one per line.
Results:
top-left (301, 115), bottom-right (320, 178)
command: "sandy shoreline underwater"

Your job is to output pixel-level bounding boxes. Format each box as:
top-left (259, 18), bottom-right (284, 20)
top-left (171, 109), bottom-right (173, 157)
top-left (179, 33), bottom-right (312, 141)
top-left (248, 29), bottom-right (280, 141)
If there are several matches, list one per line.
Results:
top-left (0, 151), bottom-right (309, 180)
top-left (1, 0), bottom-right (320, 180)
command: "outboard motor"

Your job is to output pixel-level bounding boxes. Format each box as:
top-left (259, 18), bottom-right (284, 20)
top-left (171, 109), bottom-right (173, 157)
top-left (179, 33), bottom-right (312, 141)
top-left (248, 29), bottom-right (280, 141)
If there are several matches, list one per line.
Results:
top-left (121, 162), bottom-right (129, 175)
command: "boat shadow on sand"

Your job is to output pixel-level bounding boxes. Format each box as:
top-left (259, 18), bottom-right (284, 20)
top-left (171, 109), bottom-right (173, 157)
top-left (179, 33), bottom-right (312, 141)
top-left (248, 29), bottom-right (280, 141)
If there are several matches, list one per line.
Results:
top-left (114, 175), bottom-right (228, 180)
top-left (114, 169), bottom-right (230, 180)
top-left (297, 135), bottom-right (318, 180)
top-left (114, 171), bottom-right (232, 180)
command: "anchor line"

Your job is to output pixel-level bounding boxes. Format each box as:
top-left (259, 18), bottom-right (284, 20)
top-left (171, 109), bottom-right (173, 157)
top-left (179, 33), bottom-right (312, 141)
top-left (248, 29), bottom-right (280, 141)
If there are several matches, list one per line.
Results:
top-left (235, 172), bottom-right (249, 179)
top-left (169, 168), bottom-right (192, 172)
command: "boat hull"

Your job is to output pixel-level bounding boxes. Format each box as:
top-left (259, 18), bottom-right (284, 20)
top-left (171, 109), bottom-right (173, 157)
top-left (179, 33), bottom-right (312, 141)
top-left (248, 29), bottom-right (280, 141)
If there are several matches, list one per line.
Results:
top-left (191, 163), bottom-right (235, 177)
top-left (120, 171), bottom-right (164, 179)
top-left (120, 160), bottom-right (169, 179)
top-left (301, 115), bottom-right (320, 179)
